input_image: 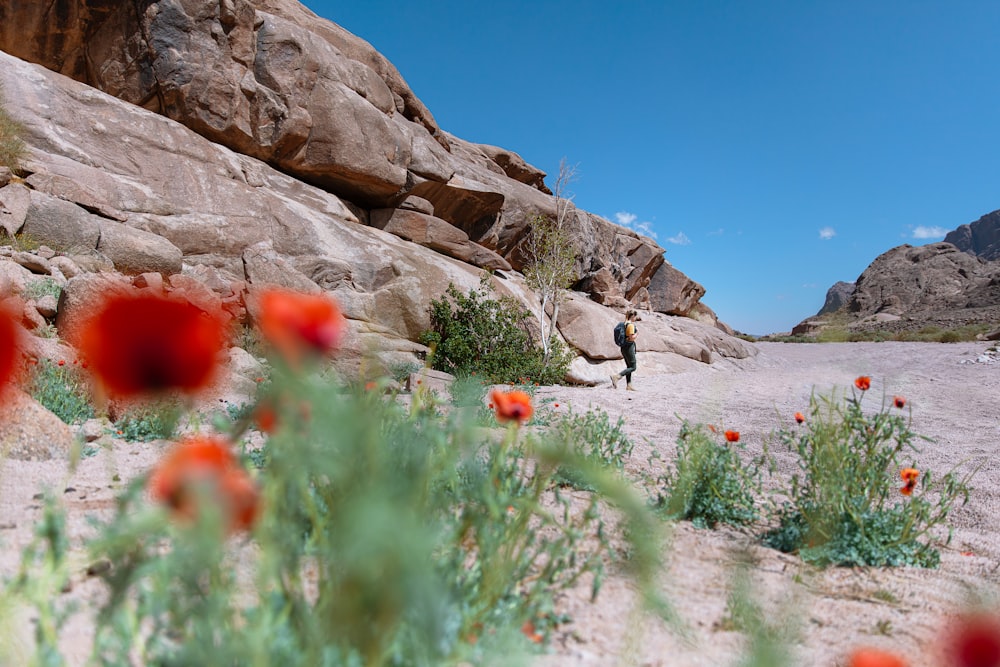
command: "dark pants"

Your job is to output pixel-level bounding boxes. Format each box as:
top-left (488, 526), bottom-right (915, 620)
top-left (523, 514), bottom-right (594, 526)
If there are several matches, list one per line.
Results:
top-left (618, 342), bottom-right (637, 383)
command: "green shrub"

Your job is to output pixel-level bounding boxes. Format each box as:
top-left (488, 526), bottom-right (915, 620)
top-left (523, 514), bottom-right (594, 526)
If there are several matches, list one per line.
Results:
top-left (419, 275), bottom-right (572, 385)
top-left (762, 386), bottom-right (972, 567)
top-left (24, 277), bottom-right (62, 301)
top-left (550, 407), bottom-right (634, 490)
top-left (28, 359), bottom-right (95, 425)
top-left (0, 87), bottom-right (25, 174)
top-left (112, 402), bottom-right (178, 442)
top-left (651, 422), bottom-right (762, 529)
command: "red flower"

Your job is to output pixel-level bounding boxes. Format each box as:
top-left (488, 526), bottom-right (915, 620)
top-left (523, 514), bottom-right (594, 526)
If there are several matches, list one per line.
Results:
top-left (0, 300), bottom-right (25, 394)
top-left (148, 436), bottom-right (259, 533)
top-left (57, 359), bottom-right (65, 366)
top-left (794, 412), bottom-right (805, 424)
top-left (79, 292), bottom-right (226, 398)
top-left (724, 430), bottom-right (740, 443)
top-left (520, 620), bottom-right (543, 644)
top-left (847, 647), bottom-right (909, 667)
top-left (491, 389), bottom-right (534, 425)
top-left (253, 402), bottom-right (279, 434)
top-left (257, 289), bottom-right (346, 365)
top-left (894, 396), bottom-right (906, 409)
top-left (943, 613), bottom-right (1000, 667)
top-left (855, 376), bottom-right (871, 391)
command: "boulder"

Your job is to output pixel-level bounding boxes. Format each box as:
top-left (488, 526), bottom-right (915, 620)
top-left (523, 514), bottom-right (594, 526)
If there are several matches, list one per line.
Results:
top-left (97, 220), bottom-right (183, 276)
top-left (21, 191), bottom-right (101, 252)
top-left (0, 388), bottom-right (76, 461)
top-left (54, 272), bottom-right (133, 346)
top-left (370, 208), bottom-right (511, 271)
top-left (647, 261), bottom-right (706, 316)
top-left (0, 182), bottom-right (31, 238)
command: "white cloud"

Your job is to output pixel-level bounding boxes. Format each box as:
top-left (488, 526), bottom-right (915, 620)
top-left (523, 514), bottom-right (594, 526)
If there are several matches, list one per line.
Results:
top-left (912, 225), bottom-right (949, 239)
top-left (819, 227), bottom-right (836, 240)
top-left (665, 232), bottom-right (691, 245)
top-left (614, 210), bottom-right (658, 239)
top-left (708, 228), bottom-right (725, 236)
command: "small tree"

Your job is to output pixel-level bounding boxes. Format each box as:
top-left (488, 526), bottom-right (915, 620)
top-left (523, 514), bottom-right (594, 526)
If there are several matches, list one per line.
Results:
top-left (0, 85), bottom-right (26, 175)
top-left (523, 159), bottom-right (578, 359)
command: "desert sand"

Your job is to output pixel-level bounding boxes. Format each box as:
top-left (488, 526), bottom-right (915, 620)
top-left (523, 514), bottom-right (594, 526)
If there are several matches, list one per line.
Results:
top-left (2, 341), bottom-right (999, 666)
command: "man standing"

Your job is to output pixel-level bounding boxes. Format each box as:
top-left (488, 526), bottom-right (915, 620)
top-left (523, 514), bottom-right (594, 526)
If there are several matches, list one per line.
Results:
top-left (610, 309), bottom-right (639, 391)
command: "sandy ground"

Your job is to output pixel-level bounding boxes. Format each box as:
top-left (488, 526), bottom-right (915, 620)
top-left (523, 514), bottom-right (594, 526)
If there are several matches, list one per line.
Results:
top-left (2, 341), bottom-right (999, 666)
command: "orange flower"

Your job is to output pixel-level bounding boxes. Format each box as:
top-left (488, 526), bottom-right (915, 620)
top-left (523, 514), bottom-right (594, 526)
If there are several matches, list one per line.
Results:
top-left (943, 613), bottom-right (1000, 667)
top-left (724, 430), bottom-right (740, 443)
top-left (257, 289), bottom-right (346, 365)
top-left (899, 468), bottom-right (919, 496)
top-left (148, 436), bottom-right (260, 533)
top-left (79, 292), bottom-right (226, 398)
top-left (794, 412), bottom-right (805, 424)
top-left (855, 376), bottom-right (871, 391)
top-left (893, 396), bottom-right (906, 409)
top-left (491, 389), bottom-right (534, 425)
top-left (847, 647), bottom-right (909, 667)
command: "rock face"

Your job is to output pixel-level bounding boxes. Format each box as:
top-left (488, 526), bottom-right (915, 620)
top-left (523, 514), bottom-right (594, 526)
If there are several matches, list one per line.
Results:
top-left (848, 243), bottom-right (998, 317)
top-left (944, 209), bottom-right (1000, 261)
top-left (0, 4), bottom-right (754, 376)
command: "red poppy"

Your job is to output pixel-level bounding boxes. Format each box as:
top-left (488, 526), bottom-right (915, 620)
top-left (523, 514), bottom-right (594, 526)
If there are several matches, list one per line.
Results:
top-left (148, 436), bottom-right (260, 533)
top-left (847, 647), bottom-right (909, 667)
top-left (0, 300), bottom-right (25, 395)
top-left (855, 376), bottom-right (872, 391)
top-left (257, 289), bottom-right (346, 365)
top-left (253, 402), bottom-right (279, 434)
top-left (79, 292), bottom-right (226, 397)
top-left (724, 430), bottom-right (740, 443)
top-left (900, 467), bottom-right (919, 496)
top-left (893, 396), bottom-right (906, 409)
top-left (491, 389), bottom-right (534, 425)
top-left (943, 613), bottom-right (1000, 667)
top-left (794, 412), bottom-right (805, 424)
top-left (520, 620), bottom-right (543, 644)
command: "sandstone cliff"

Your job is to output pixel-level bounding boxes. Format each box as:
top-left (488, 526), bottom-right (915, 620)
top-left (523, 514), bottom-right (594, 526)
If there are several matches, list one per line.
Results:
top-left (0, 0), bottom-right (755, 389)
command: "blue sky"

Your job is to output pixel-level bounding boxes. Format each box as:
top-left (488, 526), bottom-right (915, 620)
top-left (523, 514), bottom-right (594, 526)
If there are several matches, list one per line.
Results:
top-left (308, 1), bottom-right (1000, 335)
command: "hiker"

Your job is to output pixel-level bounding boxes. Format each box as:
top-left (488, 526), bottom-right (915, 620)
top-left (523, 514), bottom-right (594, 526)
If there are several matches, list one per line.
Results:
top-left (610, 309), bottom-right (639, 391)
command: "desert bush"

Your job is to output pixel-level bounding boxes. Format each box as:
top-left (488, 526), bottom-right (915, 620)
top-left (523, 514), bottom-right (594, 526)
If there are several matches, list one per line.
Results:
top-left (651, 423), bottom-right (762, 529)
top-left (0, 87), bottom-right (25, 174)
top-left (762, 381), bottom-right (972, 567)
top-left (28, 359), bottom-right (94, 425)
top-left (550, 407), bottom-right (633, 490)
top-left (419, 275), bottom-right (572, 385)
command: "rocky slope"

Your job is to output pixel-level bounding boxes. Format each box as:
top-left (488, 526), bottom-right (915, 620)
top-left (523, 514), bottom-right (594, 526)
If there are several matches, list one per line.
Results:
top-left (0, 0), bottom-right (755, 418)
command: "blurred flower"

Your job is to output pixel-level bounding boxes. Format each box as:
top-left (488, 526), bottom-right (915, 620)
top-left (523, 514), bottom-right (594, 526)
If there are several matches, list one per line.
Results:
top-left (253, 402), bottom-right (278, 434)
top-left (520, 620), bottom-right (543, 644)
top-left (794, 412), bottom-right (805, 424)
top-left (0, 300), bottom-right (25, 393)
top-left (855, 376), bottom-right (871, 391)
top-left (491, 389), bottom-right (533, 425)
top-left (724, 430), bottom-right (740, 443)
top-left (79, 292), bottom-right (226, 398)
top-left (943, 613), bottom-right (1000, 667)
top-left (894, 396), bottom-right (906, 409)
top-left (900, 468), bottom-right (919, 496)
top-left (847, 647), bottom-right (908, 667)
top-left (257, 289), bottom-right (345, 365)
top-left (148, 436), bottom-right (259, 533)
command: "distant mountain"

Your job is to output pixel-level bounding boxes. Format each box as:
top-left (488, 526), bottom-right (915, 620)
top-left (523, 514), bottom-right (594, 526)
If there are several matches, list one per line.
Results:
top-left (794, 210), bottom-right (1000, 337)
top-left (944, 209), bottom-right (1000, 261)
